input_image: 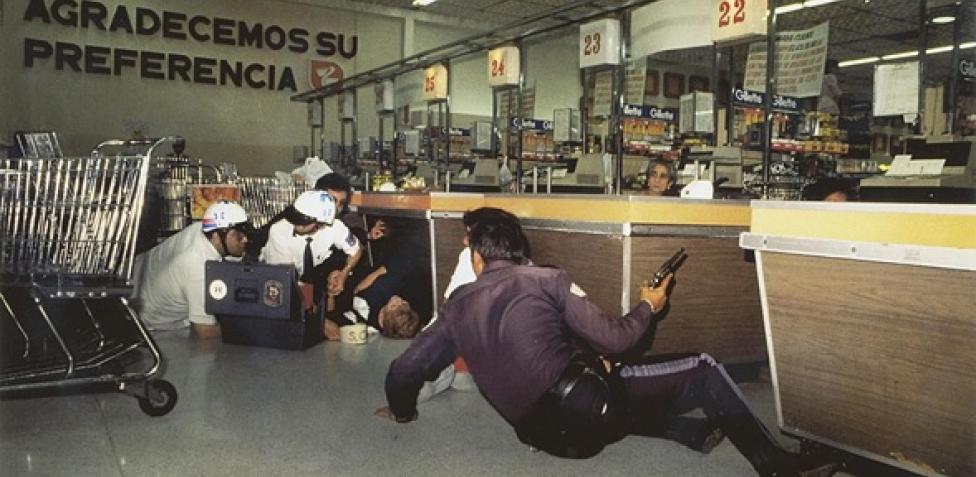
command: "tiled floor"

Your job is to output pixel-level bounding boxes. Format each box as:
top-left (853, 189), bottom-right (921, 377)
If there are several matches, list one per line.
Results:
top-left (2, 331), bottom-right (851, 477)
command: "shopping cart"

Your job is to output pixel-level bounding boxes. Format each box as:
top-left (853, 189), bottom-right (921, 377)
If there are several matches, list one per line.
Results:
top-left (237, 176), bottom-right (307, 228)
top-left (0, 137), bottom-right (180, 416)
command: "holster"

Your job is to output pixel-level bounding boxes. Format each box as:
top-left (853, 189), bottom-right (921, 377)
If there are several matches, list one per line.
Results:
top-left (514, 353), bottom-right (621, 459)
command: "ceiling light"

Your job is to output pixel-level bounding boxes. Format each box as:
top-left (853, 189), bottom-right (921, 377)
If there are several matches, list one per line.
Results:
top-left (838, 57), bottom-right (880, 67)
top-left (931, 16), bottom-right (955, 24)
top-left (881, 50), bottom-right (919, 60)
top-left (412, 0), bottom-right (437, 6)
top-left (962, 42), bottom-right (976, 49)
top-left (774, 3), bottom-right (805, 14)
top-left (926, 45), bottom-right (955, 54)
top-left (803, 0), bottom-right (841, 7)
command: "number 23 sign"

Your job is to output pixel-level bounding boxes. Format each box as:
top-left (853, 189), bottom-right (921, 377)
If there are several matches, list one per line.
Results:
top-left (712, 0), bottom-right (767, 43)
top-left (579, 18), bottom-right (620, 68)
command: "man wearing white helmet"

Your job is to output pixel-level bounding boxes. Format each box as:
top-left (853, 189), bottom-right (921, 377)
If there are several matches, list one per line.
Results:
top-left (131, 200), bottom-right (251, 338)
top-left (260, 190), bottom-right (362, 300)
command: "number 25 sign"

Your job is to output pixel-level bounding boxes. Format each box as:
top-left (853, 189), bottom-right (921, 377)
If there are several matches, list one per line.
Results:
top-left (712, 0), bottom-right (766, 43)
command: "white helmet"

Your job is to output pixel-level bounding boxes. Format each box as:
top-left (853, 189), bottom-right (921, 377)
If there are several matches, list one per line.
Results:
top-left (201, 200), bottom-right (249, 232)
top-left (293, 190), bottom-right (337, 224)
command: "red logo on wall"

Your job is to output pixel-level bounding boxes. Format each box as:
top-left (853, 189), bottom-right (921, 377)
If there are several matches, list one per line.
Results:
top-left (308, 60), bottom-right (344, 89)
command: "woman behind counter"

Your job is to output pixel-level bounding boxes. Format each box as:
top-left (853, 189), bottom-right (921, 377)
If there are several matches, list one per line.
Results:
top-left (646, 158), bottom-right (678, 196)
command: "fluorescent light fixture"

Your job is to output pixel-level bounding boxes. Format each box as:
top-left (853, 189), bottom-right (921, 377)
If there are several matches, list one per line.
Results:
top-left (803, 0), bottom-right (841, 7)
top-left (412, 0), bottom-right (437, 6)
top-left (962, 42), bottom-right (976, 49)
top-left (931, 16), bottom-right (955, 24)
top-left (774, 2), bottom-right (805, 14)
top-left (881, 50), bottom-right (918, 60)
top-left (926, 45), bottom-right (955, 54)
top-left (838, 57), bottom-right (880, 67)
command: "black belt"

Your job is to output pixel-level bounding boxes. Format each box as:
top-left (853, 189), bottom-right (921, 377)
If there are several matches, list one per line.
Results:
top-left (548, 353), bottom-right (609, 403)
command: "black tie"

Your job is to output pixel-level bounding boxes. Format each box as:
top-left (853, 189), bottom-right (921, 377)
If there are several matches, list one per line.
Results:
top-left (303, 237), bottom-right (314, 282)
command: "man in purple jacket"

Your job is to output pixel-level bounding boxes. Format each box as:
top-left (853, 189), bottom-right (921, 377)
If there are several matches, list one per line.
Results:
top-left (380, 210), bottom-right (836, 477)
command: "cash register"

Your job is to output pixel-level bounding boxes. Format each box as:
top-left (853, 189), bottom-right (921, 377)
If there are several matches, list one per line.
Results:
top-left (204, 261), bottom-right (323, 350)
top-left (860, 137), bottom-right (976, 203)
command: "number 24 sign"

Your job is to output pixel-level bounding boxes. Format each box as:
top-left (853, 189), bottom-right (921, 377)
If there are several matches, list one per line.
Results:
top-left (712, 0), bottom-right (766, 43)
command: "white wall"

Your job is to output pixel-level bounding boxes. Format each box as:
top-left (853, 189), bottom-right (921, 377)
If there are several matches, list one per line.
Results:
top-left (524, 30), bottom-right (581, 120)
top-left (0, 0), bottom-right (491, 174)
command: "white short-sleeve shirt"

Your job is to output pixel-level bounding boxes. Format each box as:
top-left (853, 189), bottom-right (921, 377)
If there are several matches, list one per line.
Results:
top-left (259, 219), bottom-right (361, 276)
top-left (131, 222), bottom-right (221, 330)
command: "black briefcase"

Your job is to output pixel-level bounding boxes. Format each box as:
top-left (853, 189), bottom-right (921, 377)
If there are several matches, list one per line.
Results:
top-left (205, 261), bottom-right (324, 350)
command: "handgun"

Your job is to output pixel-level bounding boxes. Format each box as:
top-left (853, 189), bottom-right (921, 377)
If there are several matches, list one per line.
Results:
top-left (649, 248), bottom-right (688, 288)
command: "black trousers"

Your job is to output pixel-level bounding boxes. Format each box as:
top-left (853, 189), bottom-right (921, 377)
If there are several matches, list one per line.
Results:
top-left (515, 353), bottom-right (788, 474)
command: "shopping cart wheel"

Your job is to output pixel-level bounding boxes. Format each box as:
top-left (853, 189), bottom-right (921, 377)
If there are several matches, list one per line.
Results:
top-left (138, 379), bottom-right (178, 417)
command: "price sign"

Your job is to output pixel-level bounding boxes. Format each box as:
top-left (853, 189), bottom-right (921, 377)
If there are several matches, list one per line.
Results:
top-left (375, 79), bottom-right (394, 112)
top-left (423, 64), bottom-right (448, 101)
top-left (487, 46), bottom-right (520, 87)
top-left (579, 18), bottom-right (620, 68)
top-left (712, 0), bottom-right (767, 43)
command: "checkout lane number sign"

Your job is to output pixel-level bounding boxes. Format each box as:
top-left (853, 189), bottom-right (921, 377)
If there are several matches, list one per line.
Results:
top-left (579, 18), bottom-right (620, 68)
top-left (712, 0), bottom-right (767, 44)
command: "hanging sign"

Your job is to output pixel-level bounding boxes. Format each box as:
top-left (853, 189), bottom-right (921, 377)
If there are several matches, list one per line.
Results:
top-left (579, 18), bottom-right (621, 68)
top-left (712, 0), bottom-right (768, 44)
top-left (622, 104), bottom-right (678, 122)
top-left (338, 90), bottom-right (356, 119)
top-left (423, 64), bottom-right (448, 101)
top-left (874, 61), bottom-right (919, 117)
top-left (630, 0), bottom-right (711, 58)
top-left (743, 22), bottom-right (830, 98)
top-left (375, 79), bottom-right (394, 112)
top-left (487, 46), bottom-right (520, 87)
top-left (730, 88), bottom-right (801, 114)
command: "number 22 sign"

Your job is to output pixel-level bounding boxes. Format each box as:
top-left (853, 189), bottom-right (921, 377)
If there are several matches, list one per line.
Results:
top-left (712, 0), bottom-right (766, 43)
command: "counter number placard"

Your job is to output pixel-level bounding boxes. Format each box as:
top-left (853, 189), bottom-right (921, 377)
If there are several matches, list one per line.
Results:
top-left (487, 46), bottom-right (521, 87)
top-left (423, 64), bottom-right (448, 101)
top-left (712, 0), bottom-right (767, 44)
top-left (579, 18), bottom-right (620, 68)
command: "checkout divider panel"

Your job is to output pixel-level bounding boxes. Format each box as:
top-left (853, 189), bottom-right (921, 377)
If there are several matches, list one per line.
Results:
top-left (761, 252), bottom-right (976, 477)
top-left (629, 236), bottom-right (766, 364)
top-left (519, 228), bottom-right (624, 319)
top-left (433, 219), bottom-right (468, 303)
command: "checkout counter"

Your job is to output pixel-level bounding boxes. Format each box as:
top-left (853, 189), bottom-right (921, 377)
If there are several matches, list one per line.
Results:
top-left (740, 201), bottom-right (976, 477)
top-left (349, 192), bottom-right (766, 365)
top-left (860, 137), bottom-right (976, 203)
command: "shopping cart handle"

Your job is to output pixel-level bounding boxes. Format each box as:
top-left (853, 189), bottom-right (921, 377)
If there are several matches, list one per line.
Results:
top-left (91, 136), bottom-right (184, 157)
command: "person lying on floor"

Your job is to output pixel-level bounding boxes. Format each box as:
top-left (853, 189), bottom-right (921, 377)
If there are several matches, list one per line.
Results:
top-left (325, 231), bottom-right (431, 340)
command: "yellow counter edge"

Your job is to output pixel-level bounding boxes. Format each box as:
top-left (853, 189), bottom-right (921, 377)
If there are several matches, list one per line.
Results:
top-left (752, 207), bottom-right (976, 249)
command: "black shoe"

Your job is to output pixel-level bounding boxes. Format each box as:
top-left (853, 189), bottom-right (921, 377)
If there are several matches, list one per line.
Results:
top-left (693, 421), bottom-right (726, 454)
top-left (769, 453), bottom-right (839, 477)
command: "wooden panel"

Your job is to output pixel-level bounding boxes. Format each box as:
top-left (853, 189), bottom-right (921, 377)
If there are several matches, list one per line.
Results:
top-left (431, 219), bottom-right (624, 316)
top-left (630, 237), bottom-right (766, 364)
top-left (763, 253), bottom-right (976, 477)
top-left (523, 229), bottom-right (623, 317)
top-left (352, 192), bottom-right (430, 211)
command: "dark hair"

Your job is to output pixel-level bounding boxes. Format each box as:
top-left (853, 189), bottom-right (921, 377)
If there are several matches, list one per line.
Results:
top-left (315, 173), bottom-right (352, 202)
top-left (803, 178), bottom-right (856, 201)
top-left (468, 214), bottom-right (532, 264)
top-left (463, 207), bottom-right (530, 262)
top-left (282, 205), bottom-right (316, 226)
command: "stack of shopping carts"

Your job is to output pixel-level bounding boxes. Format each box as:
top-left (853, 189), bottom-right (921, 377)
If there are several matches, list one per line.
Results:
top-left (0, 137), bottom-right (180, 416)
top-left (237, 176), bottom-right (307, 228)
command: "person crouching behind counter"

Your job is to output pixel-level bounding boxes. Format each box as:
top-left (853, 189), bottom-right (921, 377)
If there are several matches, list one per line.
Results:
top-left (646, 158), bottom-right (678, 196)
top-left (131, 201), bottom-right (252, 339)
top-left (259, 190), bottom-right (363, 315)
